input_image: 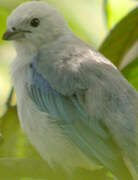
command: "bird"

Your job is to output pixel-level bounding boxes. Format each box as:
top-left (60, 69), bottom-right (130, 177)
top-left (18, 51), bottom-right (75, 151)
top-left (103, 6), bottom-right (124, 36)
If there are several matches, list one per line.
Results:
top-left (2, 1), bottom-right (138, 180)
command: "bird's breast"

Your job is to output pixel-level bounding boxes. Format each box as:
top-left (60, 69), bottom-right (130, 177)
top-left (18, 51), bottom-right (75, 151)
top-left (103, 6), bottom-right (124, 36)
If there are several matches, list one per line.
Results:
top-left (12, 64), bottom-right (100, 172)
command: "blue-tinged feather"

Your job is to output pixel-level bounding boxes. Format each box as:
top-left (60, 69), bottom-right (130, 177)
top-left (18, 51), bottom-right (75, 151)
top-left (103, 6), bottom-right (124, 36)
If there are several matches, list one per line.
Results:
top-left (70, 96), bottom-right (87, 120)
top-left (27, 55), bottom-right (131, 179)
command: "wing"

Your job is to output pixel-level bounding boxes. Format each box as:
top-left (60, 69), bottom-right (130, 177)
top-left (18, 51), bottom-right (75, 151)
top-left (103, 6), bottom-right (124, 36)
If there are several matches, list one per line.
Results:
top-left (27, 39), bottom-right (137, 179)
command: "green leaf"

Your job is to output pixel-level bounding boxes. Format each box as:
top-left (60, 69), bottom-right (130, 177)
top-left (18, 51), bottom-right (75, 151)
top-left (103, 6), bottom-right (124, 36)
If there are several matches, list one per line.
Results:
top-left (121, 57), bottom-right (138, 90)
top-left (99, 8), bottom-right (138, 67)
top-left (0, 158), bottom-right (52, 179)
top-left (103, 0), bottom-right (137, 29)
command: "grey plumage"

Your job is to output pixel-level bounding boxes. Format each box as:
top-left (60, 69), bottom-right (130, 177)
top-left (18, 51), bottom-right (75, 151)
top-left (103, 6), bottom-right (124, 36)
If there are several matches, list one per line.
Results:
top-left (3, 1), bottom-right (138, 180)
top-left (28, 33), bottom-right (138, 179)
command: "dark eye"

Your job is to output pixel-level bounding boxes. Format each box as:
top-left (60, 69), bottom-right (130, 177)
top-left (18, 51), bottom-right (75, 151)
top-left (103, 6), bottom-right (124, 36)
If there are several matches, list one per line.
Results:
top-left (30, 18), bottom-right (40, 27)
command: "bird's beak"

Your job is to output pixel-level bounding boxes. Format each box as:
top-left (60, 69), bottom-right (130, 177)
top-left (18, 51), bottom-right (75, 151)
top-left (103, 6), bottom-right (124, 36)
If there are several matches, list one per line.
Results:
top-left (2, 29), bottom-right (25, 41)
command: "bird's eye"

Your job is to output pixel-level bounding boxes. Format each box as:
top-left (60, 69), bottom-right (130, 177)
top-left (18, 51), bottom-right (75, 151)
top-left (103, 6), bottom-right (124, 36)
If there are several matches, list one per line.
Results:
top-left (30, 18), bottom-right (40, 27)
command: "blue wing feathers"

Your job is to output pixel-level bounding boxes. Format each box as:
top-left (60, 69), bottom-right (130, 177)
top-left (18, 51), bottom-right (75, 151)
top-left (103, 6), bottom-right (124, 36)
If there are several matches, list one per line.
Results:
top-left (70, 96), bottom-right (87, 120)
top-left (27, 56), bottom-right (129, 175)
top-left (70, 96), bottom-right (109, 139)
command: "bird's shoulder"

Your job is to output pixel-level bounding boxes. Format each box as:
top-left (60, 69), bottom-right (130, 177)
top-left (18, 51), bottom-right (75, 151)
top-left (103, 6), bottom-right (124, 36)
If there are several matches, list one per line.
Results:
top-left (33, 34), bottom-right (117, 95)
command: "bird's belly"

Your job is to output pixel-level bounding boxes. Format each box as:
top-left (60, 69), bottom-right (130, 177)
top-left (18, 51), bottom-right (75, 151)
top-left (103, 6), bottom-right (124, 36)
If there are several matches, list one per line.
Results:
top-left (15, 83), bottom-right (100, 172)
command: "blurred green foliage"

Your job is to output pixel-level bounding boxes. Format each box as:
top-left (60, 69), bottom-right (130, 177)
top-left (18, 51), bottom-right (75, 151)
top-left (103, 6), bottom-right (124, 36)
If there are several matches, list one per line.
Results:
top-left (122, 57), bottom-right (138, 89)
top-left (0, 0), bottom-right (138, 179)
top-left (100, 8), bottom-right (138, 67)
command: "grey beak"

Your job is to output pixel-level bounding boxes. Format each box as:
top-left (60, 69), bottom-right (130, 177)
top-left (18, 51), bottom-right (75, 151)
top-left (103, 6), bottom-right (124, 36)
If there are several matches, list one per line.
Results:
top-left (2, 29), bottom-right (25, 41)
top-left (3, 30), bottom-right (17, 40)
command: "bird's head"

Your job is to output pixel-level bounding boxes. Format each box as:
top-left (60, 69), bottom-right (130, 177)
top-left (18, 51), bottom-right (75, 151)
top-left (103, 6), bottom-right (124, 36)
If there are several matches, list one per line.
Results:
top-left (2, 1), bottom-right (70, 50)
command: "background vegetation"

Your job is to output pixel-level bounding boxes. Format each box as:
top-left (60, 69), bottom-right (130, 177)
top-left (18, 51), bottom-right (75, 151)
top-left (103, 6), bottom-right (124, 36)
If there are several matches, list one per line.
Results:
top-left (0, 0), bottom-right (138, 179)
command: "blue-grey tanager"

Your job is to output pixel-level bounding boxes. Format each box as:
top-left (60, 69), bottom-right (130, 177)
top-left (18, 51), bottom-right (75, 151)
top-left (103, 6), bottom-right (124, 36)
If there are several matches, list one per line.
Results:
top-left (2, 1), bottom-right (138, 180)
